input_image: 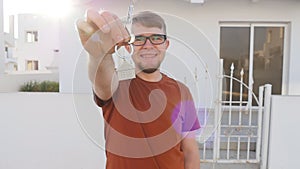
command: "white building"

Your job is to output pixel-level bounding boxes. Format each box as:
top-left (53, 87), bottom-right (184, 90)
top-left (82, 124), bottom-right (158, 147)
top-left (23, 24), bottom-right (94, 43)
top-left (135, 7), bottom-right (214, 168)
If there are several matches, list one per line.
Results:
top-left (4, 15), bottom-right (17, 71)
top-left (0, 0), bottom-right (4, 74)
top-left (0, 12), bottom-right (60, 92)
top-left (14, 13), bottom-right (60, 72)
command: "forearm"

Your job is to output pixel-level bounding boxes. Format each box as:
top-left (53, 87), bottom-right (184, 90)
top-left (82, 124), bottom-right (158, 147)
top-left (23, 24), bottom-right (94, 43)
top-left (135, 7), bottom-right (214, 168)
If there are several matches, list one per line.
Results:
top-left (182, 136), bottom-right (200, 169)
top-left (77, 9), bottom-right (128, 100)
top-left (88, 54), bottom-right (118, 100)
top-left (184, 149), bottom-right (200, 169)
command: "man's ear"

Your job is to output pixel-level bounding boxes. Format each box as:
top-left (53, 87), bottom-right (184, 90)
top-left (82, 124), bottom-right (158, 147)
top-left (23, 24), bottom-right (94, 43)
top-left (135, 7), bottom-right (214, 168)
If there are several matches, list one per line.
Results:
top-left (164, 39), bottom-right (170, 49)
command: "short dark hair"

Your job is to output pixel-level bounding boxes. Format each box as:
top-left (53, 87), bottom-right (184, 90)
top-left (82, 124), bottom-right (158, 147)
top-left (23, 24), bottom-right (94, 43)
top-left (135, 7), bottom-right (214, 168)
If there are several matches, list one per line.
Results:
top-left (132, 11), bottom-right (167, 34)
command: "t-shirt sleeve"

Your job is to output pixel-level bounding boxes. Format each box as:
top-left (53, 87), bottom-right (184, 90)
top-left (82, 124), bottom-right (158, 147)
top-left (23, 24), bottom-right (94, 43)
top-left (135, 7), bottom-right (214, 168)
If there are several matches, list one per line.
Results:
top-left (182, 99), bottom-right (201, 132)
top-left (93, 90), bottom-right (112, 107)
top-left (181, 86), bottom-right (201, 132)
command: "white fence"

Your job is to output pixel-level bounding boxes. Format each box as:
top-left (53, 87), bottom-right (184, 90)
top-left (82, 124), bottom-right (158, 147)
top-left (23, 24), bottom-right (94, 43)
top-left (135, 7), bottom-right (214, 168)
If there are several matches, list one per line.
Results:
top-left (198, 60), bottom-right (272, 169)
top-left (0, 93), bottom-right (106, 169)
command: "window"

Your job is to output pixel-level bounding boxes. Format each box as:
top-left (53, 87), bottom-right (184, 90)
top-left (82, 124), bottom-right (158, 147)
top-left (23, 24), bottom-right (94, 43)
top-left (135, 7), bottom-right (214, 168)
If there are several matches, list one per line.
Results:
top-left (26, 31), bottom-right (38, 43)
top-left (220, 23), bottom-right (289, 104)
top-left (26, 60), bottom-right (39, 70)
top-left (5, 46), bottom-right (8, 58)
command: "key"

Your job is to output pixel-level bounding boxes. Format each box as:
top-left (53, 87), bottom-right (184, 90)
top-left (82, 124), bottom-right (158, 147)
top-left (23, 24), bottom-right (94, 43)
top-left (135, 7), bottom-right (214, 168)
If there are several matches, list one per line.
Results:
top-left (125, 0), bottom-right (134, 33)
top-left (114, 0), bottom-right (136, 81)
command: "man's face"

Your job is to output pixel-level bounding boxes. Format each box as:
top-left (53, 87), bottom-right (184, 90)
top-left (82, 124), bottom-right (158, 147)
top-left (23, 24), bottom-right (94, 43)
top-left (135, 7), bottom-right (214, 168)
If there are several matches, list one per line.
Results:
top-left (129, 23), bottom-right (169, 74)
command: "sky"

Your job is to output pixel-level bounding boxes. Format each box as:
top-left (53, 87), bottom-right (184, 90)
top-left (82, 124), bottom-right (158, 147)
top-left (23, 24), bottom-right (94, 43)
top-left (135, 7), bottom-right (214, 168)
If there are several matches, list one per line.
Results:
top-left (3, 0), bottom-right (73, 32)
top-left (3, 0), bottom-right (72, 16)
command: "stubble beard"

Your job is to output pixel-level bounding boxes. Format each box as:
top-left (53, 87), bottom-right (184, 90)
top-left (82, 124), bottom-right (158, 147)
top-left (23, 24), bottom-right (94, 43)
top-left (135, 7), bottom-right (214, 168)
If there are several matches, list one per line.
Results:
top-left (142, 68), bottom-right (158, 74)
top-left (137, 62), bottom-right (160, 74)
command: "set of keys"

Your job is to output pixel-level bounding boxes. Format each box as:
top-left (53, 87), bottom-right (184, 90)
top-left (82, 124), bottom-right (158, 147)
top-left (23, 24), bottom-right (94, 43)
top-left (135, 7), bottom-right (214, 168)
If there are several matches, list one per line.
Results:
top-left (114, 0), bottom-right (136, 81)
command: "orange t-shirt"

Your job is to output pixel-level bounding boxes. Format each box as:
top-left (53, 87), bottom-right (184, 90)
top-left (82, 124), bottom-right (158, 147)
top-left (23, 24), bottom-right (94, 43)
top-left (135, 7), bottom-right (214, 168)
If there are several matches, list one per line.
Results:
top-left (94, 74), bottom-right (200, 169)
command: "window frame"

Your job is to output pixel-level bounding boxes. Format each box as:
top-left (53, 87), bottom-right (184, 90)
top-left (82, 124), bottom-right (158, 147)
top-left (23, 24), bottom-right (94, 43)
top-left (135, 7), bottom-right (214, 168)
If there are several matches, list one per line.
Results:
top-left (26, 60), bottom-right (39, 71)
top-left (25, 30), bottom-right (39, 43)
top-left (219, 22), bottom-right (290, 97)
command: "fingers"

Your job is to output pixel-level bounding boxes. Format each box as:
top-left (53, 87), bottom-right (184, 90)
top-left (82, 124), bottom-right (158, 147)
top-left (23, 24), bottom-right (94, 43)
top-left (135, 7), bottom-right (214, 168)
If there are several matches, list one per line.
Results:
top-left (77, 18), bottom-right (96, 35)
top-left (76, 18), bottom-right (97, 45)
top-left (86, 9), bottom-right (110, 33)
top-left (86, 9), bottom-right (129, 43)
top-left (111, 14), bottom-right (131, 44)
top-left (100, 11), bottom-right (124, 43)
top-left (77, 9), bottom-right (131, 56)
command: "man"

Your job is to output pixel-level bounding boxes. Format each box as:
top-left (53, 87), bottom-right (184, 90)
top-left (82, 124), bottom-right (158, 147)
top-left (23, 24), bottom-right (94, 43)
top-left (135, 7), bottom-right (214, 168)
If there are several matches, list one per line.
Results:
top-left (77, 9), bottom-right (200, 169)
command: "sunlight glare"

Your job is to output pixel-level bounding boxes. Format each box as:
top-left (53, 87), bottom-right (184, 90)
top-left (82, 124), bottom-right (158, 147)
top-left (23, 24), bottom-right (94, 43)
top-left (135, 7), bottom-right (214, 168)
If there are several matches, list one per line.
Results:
top-left (4, 0), bottom-right (72, 18)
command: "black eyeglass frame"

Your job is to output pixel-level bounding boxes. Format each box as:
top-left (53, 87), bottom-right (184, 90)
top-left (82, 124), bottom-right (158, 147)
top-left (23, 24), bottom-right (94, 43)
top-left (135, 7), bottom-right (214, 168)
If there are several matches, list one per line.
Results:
top-left (132, 34), bottom-right (167, 46)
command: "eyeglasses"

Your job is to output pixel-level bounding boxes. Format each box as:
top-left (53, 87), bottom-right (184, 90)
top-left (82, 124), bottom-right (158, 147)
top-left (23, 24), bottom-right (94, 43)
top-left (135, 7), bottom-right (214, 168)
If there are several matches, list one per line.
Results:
top-left (132, 34), bottom-right (167, 46)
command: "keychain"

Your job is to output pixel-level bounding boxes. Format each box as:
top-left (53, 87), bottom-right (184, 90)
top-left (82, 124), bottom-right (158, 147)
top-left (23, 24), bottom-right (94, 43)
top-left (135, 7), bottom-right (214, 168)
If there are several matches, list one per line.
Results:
top-left (114, 44), bottom-right (135, 81)
top-left (115, 0), bottom-right (136, 81)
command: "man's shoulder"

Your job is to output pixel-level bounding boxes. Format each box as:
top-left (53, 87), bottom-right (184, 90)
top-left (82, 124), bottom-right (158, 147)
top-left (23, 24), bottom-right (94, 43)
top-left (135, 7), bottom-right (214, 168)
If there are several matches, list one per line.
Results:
top-left (162, 73), bottom-right (189, 89)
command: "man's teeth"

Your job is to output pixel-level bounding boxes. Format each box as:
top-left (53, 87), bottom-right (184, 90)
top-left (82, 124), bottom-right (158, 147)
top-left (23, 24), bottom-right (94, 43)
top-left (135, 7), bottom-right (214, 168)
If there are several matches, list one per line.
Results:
top-left (141, 54), bottom-right (156, 58)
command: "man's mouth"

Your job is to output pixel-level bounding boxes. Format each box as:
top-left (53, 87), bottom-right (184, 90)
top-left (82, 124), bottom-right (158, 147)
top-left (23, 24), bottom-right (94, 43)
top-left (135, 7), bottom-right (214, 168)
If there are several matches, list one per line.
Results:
top-left (140, 54), bottom-right (157, 58)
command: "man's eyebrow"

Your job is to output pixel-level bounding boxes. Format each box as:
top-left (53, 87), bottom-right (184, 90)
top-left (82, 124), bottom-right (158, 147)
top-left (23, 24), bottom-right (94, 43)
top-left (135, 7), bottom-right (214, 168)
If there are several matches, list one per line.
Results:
top-left (134, 34), bottom-right (164, 36)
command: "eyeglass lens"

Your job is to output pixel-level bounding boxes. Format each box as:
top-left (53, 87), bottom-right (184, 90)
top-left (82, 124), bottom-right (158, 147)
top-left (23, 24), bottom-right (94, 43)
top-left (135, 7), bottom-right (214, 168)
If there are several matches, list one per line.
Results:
top-left (133, 34), bottom-right (166, 46)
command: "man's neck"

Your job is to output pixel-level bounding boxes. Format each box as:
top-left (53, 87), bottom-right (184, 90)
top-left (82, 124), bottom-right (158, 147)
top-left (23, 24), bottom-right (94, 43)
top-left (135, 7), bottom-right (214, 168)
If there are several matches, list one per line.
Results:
top-left (136, 70), bottom-right (162, 82)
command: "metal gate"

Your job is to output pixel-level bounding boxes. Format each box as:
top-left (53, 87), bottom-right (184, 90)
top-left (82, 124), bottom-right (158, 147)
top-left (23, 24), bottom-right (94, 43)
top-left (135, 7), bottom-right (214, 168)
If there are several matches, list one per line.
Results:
top-left (197, 60), bottom-right (272, 169)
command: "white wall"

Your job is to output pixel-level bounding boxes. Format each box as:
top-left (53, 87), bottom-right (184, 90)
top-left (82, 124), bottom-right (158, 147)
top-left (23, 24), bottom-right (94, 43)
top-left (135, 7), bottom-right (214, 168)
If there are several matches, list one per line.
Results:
top-left (268, 95), bottom-right (300, 169)
top-left (0, 72), bottom-right (59, 92)
top-left (1, 90), bottom-right (299, 169)
top-left (0, 93), bottom-right (106, 169)
top-left (59, 0), bottom-right (300, 97)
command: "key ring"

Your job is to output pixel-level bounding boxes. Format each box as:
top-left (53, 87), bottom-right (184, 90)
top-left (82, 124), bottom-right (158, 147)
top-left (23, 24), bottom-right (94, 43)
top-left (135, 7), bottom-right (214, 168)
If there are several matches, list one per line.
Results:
top-left (128, 34), bottom-right (135, 44)
top-left (114, 41), bottom-right (134, 59)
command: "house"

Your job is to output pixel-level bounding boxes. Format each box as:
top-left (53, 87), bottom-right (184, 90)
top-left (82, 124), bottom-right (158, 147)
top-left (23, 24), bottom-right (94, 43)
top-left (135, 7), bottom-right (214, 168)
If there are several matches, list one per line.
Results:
top-left (1, 0), bottom-right (299, 169)
top-left (0, 13), bottom-right (59, 92)
top-left (14, 14), bottom-right (60, 72)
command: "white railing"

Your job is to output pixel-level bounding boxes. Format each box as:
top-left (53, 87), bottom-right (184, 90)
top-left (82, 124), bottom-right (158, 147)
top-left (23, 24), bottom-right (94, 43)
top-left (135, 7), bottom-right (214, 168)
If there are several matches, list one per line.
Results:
top-left (198, 60), bottom-right (272, 169)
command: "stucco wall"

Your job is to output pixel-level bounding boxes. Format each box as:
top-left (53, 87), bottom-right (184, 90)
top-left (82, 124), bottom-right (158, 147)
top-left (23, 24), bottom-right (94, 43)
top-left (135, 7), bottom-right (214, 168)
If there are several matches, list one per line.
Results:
top-left (268, 95), bottom-right (300, 169)
top-left (0, 93), bottom-right (106, 169)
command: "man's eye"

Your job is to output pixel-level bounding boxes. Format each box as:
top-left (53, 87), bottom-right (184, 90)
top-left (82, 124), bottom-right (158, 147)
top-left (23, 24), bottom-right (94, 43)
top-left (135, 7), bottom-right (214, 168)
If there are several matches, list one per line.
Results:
top-left (135, 37), bottom-right (145, 41)
top-left (152, 35), bottom-right (163, 41)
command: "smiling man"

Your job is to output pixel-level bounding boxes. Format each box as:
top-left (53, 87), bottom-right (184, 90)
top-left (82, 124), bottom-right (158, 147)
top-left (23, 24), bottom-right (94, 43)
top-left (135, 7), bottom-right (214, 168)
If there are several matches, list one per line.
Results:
top-left (77, 10), bottom-right (201, 169)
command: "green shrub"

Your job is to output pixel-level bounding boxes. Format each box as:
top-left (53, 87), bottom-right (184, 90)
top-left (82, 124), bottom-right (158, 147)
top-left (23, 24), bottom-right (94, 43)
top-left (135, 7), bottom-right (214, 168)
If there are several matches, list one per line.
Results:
top-left (19, 81), bottom-right (59, 92)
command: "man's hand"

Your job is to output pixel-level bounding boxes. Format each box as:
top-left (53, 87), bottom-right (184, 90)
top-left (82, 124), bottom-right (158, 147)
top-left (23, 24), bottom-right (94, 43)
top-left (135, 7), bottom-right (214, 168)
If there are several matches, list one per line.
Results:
top-left (76, 9), bottom-right (128, 100)
top-left (76, 9), bottom-right (130, 57)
